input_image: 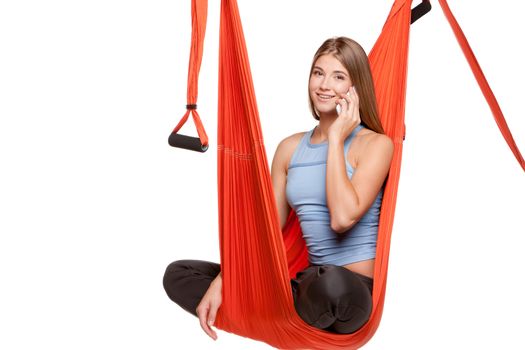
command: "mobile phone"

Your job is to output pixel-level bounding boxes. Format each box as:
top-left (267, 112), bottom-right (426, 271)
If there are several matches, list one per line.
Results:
top-left (336, 90), bottom-right (351, 115)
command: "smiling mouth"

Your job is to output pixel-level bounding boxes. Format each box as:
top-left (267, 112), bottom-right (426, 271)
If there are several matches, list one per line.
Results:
top-left (317, 93), bottom-right (335, 100)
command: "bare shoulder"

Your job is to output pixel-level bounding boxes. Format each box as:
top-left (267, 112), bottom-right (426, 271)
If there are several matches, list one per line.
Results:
top-left (355, 129), bottom-right (394, 164)
top-left (272, 132), bottom-right (306, 171)
top-left (277, 132), bottom-right (305, 152)
top-left (364, 132), bottom-right (393, 152)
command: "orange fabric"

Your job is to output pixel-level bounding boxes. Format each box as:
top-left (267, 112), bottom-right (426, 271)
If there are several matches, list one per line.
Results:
top-left (436, 0), bottom-right (525, 171)
top-left (172, 0), bottom-right (208, 147)
top-left (176, 0), bottom-right (524, 349)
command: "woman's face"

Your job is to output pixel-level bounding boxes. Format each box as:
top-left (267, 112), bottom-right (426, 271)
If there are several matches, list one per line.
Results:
top-left (309, 54), bottom-right (353, 117)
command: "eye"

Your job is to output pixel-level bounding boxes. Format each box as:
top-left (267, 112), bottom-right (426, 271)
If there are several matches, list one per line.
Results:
top-left (335, 75), bottom-right (345, 80)
top-left (312, 70), bottom-right (323, 76)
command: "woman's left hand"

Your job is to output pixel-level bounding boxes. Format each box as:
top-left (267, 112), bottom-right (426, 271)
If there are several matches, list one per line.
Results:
top-left (328, 86), bottom-right (360, 142)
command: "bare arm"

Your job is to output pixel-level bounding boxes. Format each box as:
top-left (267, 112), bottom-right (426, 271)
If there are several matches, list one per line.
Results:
top-left (271, 133), bottom-right (303, 230)
top-left (326, 133), bottom-right (393, 233)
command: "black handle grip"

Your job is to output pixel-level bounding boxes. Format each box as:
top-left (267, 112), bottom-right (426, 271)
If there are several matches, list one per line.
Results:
top-left (411, 0), bottom-right (432, 24)
top-left (168, 132), bottom-right (209, 153)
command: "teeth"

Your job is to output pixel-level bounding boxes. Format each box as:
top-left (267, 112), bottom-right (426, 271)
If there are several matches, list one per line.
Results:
top-left (319, 94), bottom-right (334, 99)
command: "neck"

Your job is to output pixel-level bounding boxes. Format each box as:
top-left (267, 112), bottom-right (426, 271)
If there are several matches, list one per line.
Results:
top-left (313, 112), bottom-right (338, 142)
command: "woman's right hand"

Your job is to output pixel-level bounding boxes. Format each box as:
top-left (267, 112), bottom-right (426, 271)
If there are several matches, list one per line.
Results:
top-left (196, 273), bottom-right (222, 340)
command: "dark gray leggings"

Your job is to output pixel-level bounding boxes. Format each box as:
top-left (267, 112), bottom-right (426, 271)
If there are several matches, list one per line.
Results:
top-left (163, 260), bottom-right (373, 334)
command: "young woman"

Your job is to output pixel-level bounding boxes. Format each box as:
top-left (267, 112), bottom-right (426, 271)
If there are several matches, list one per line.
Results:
top-left (163, 36), bottom-right (394, 339)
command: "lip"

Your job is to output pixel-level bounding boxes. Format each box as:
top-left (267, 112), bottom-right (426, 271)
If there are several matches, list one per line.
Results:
top-left (316, 92), bottom-right (336, 101)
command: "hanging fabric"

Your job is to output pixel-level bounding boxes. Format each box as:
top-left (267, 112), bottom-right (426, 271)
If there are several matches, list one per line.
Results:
top-left (436, 0), bottom-right (524, 171)
top-left (173, 0), bottom-right (524, 349)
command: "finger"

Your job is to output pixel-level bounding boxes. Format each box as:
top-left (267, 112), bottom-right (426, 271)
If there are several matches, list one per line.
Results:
top-left (343, 88), bottom-right (353, 102)
top-left (208, 326), bottom-right (218, 341)
top-left (340, 92), bottom-right (354, 110)
top-left (208, 303), bottom-right (218, 327)
top-left (197, 306), bottom-right (215, 340)
top-left (207, 304), bottom-right (219, 340)
top-left (350, 85), bottom-right (359, 103)
top-left (338, 97), bottom-right (349, 113)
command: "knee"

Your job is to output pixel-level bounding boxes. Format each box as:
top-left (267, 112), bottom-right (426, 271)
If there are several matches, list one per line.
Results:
top-left (308, 265), bottom-right (372, 318)
top-left (293, 265), bottom-right (372, 330)
top-left (163, 260), bottom-right (191, 302)
top-left (163, 260), bottom-right (189, 280)
top-left (309, 265), bottom-right (363, 301)
top-left (314, 266), bottom-right (373, 333)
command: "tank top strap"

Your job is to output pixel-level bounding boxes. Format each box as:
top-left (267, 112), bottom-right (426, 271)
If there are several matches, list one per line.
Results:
top-left (343, 124), bottom-right (364, 155)
top-left (289, 128), bottom-right (315, 166)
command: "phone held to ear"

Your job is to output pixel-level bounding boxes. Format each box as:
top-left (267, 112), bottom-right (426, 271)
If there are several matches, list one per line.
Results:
top-left (336, 89), bottom-right (351, 115)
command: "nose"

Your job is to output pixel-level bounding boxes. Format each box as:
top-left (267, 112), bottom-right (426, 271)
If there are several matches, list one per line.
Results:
top-left (319, 77), bottom-right (330, 90)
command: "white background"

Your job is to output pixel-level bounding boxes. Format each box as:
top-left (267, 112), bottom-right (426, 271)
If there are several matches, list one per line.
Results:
top-left (1, 1), bottom-right (524, 349)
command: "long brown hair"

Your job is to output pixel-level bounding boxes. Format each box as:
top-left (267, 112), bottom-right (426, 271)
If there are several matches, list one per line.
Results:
top-left (308, 37), bottom-right (384, 134)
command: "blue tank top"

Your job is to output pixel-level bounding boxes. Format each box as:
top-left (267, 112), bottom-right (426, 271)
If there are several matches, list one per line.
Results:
top-left (286, 125), bottom-right (383, 266)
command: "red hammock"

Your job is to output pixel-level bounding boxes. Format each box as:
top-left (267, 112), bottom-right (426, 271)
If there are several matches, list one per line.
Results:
top-left (172, 0), bottom-right (524, 349)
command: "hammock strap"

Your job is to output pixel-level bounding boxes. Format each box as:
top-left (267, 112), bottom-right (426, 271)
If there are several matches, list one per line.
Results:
top-left (169, 0), bottom-right (209, 152)
top-left (437, 0), bottom-right (525, 171)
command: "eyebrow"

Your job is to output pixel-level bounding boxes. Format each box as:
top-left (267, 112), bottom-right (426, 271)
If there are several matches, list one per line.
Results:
top-left (313, 66), bottom-right (349, 76)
